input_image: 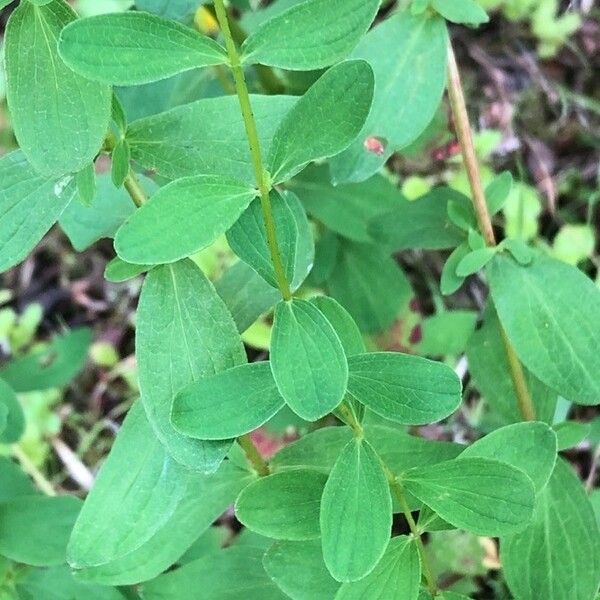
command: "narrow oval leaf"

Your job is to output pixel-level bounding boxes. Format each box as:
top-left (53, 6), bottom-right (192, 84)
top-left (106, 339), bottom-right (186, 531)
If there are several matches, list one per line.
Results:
top-left (310, 297), bottom-right (365, 357)
top-left (0, 495), bottom-right (82, 567)
top-left (403, 457), bottom-right (535, 536)
top-left (335, 536), bottom-right (421, 600)
top-left (321, 439), bottom-right (392, 582)
top-left (330, 12), bottom-right (448, 183)
top-left (502, 459), bottom-right (600, 600)
top-left (68, 401), bottom-right (191, 568)
top-left (104, 257), bottom-right (151, 283)
top-left (136, 260), bottom-right (246, 472)
top-left (172, 362), bottom-right (285, 441)
top-left (0, 378), bottom-right (25, 444)
top-left (59, 12), bottom-right (228, 85)
top-left (268, 60), bottom-right (374, 184)
top-left (0, 457), bottom-right (36, 503)
top-left (460, 422), bottom-right (557, 493)
top-left (241, 0), bottom-right (380, 70)
top-left (271, 299), bottom-right (348, 421)
top-left (489, 253), bottom-right (600, 405)
top-left (5, 1), bottom-right (111, 176)
top-left (263, 540), bottom-right (340, 600)
top-left (227, 190), bottom-right (313, 291)
top-left (432, 0), bottom-right (489, 25)
top-left (347, 352), bottom-right (462, 425)
top-left (236, 469), bottom-right (327, 540)
top-left (0, 152), bottom-right (76, 273)
top-left (456, 247), bottom-right (496, 276)
top-left (115, 175), bottom-right (257, 265)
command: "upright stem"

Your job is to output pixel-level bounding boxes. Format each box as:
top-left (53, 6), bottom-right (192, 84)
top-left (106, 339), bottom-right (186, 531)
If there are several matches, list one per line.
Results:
top-left (446, 41), bottom-right (536, 422)
top-left (238, 434), bottom-right (270, 477)
top-left (338, 402), bottom-right (438, 595)
top-left (123, 169), bottom-right (148, 208)
top-left (213, 0), bottom-right (292, 301)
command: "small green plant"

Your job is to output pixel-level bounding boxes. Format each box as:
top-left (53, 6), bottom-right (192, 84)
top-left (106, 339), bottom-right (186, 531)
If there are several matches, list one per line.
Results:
top-left (0, 0), bottom-right (599, 599)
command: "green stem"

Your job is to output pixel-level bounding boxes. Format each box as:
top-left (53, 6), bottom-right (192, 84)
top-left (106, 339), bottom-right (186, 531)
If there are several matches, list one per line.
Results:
top-left (338, 402), bottom-right (438, 595)
top-left (123, 169), bottom-right (148, 208)
top-left (12, 445), bottom-right (56, 496)
top-left (205, 4), bottom-right (285, 94)
top-left (238, 434), bottom-right (270, 477)
top-left (213, 0), bottom-right (292, 301)
top-left (446, 41), bottom-right (536, 422)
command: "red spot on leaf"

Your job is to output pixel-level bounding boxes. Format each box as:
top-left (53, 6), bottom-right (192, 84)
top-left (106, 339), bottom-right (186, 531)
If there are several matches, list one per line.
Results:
top-left (364, 136), bottom-right (386, 156)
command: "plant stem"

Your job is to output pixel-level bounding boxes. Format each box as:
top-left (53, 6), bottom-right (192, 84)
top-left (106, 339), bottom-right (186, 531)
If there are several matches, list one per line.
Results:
top-left (338, 402), bottom-right (438, 595)
top-left (385, 468), bottom-right (438, 597)
top-left (213, 0), bottom-right (292, 301)
top-left (123, 169), bottom-right (148, 208)
top-left (446, 41), bottom-right (536, 422)
top-left (12, 445), bottom-right (56, 496)
top-left (204, 4), bottom-right (285, 94)
top-left (238, 434), bottom-right (270, 477)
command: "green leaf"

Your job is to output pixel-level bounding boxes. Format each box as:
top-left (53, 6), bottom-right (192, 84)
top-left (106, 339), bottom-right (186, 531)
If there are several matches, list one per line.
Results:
top-left (328, 240), bottom-right (413, 333)
top-left (111, 93), bottom-right (128, 134)
top-left (502, 459), bottom-right (600, 600)
top-left (335, 536), bottom-right (421, 600)
top-left (502, 238), bottom-right (534, 265)
top-left (447, 199), bottom-right (477, 231)
top-left (242, 0), bottom-right (379, 70)
top-left (227, 190), bottom-right (313, 291)
top-left (271, 299), bottom-right (348, 421)
top-left (369, 187), bottom-right (467, 250)
top-left (104, 257), bottom-right (151, 283)
top-left (111, 139), bottom-right (130, 188)
top-left (554, 420), bottom-right (591, 451)
top-left (321, 438), bottom-right (392, 582)
top-left (432, 0), bottom-right (489, 25)
top-left (263, 540), bottom-right (340, 600)
top-left (172, 362), bottom-right (285, 441)
top-left (456, 247), bottom-right (496, 276)
top-left (0, 151), bottom-right (77, 273)
top-left (60, 174), bottom-right (157, 252)
top-left (485, 171), bottom-right (513, 215)
top-left (466, 304), bottom-right (557, 424)
top-left (402, 457), bottom-right (535, 536)
top-left (0, 495), bottom-right (82, 566)
top-left (0, 328), bottom-right (91, 392)
top-left (441, 242), bottom-right (469, 295)
top-left (115, 175), bottom-right (257, 265)
top-left (68, 401), bottom-right (191, 568)
top-left (5, 0), bottom-right (111, 176)
top-left (58, 12), bottom-right (227, 85)
top-left (215, 261), bottom-right (280, 334)
top-left (136, 260), bottom-right (246, 471)
top-left (0, 457), bottom-right (36, 502)
top-left (236, 469), bottom-right (327, 540)
top-left (75, 163), bottom-right (96, 207)
top-left (140, 546), bottom-right (286, 599)
top-left (460, 422), bottom-right (557, 493)
top-left (136, 0), bottom-right (199, 20)
top-left (0, 378), bottom-right (25, 444)
top-left (268, 60), bottom-right (374, 183)
top-left (0, 0), bottom-right (15, 10)
top-left (68, 402), bottom-right (252, 584)
top-left (310, 297), bottom-right (365, 357)
top-left (17, 566), bottom-right (125, 600)
top-left (488, 253), bottom-right (600, 405)
top-left (308, 231), bottom-right (340, 286)
top-left (127, 94), bottom-right (297, 183)
top-left (347, 352), bottom-right (462, 425)
top-left (418, 310), bottom-right (477, 356)
top-left (330, 12), bottom-right (448, 184)
top-left (290, 164), bottom-right (403, 244)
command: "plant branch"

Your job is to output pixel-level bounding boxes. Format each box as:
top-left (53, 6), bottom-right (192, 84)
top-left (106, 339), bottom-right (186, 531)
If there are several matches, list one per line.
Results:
top-left (12, 445), bottom-right (56, 496)
top-left (213, 0), bottom-right (292, 301)
top-left (446, 41), bottom-right (536, 422)
top-left (238, 434), bottom-right (270, 477)
top-left (123, 169), bottom-right (148, 208)
top-left (338, 401), bottom-right (438, 594)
